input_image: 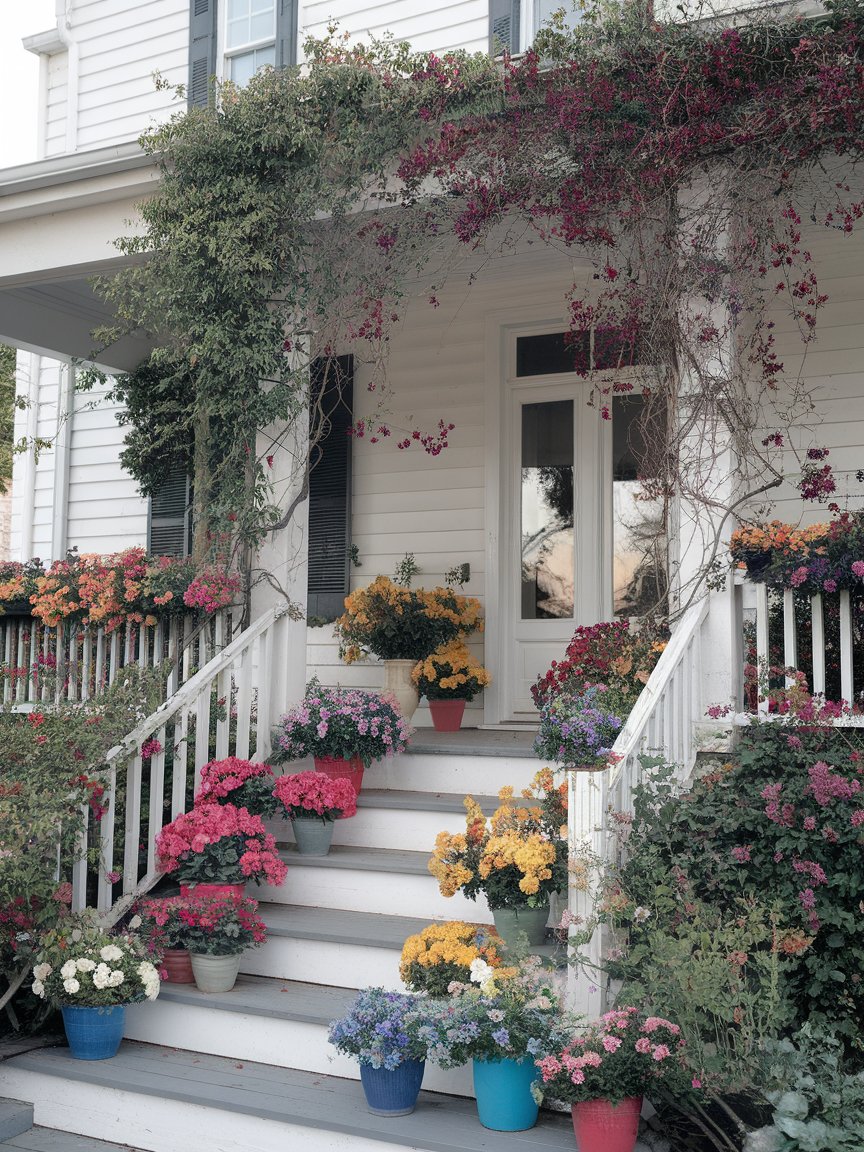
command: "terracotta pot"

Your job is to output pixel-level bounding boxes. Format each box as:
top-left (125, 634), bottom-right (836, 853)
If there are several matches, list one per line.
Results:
top-left (428, 698), bottom-right (466, 732)
top-left (571, 1097), bottom-right (643, 1152)
top-left (161, 948), bottom-right (195, 984)
top-left (313, 756), bottom-right (364, 814)
top-left (382, 659), bottom-right (419, 721)
top-left (179, 882), bottom-right (246, 898)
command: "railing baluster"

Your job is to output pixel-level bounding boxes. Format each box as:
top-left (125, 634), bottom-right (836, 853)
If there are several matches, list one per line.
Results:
top-left (811, 594), bottom-right (826, 696)
top-left (109, 630), bottom-right (120, 686)
top-left (171, 711), bottom-right (189, 819)
top-left (167, 618), bottom-right (180, 696)
top-left (94, 626), bottom-right (105, 695)
top-left (783, 588), bottom-right (798, 688)
top-left (15, 619), bottom-right (26, 703)
top-left (146, 724), bottom-right (168, 876)
top-left (755, 583), bottom-right (770, 715)
top-left (70, 803), bottom-right (89, 913)
top-left (255, 625), bottom-right (273, 761)
top-left (123, 752), bottom-right (144, 894)
top-left (97, 764), bottom-right (117, 912)
top-left (68, 626), bottom-right (78, 701)
top-left (194, 677), bottom-right (212, 790)
top-left (839, 589), bottom-right (853, 707)
top-left (235, 645), bottom-right (252, 760)
top-left (81, 628), bottom-right (92, 701)
top-left (182, 617), bottom-right (192, 685)
top-left (2, 619), bottom-right (11, 703)
top-left (139, 624), bottom-right (149, 669)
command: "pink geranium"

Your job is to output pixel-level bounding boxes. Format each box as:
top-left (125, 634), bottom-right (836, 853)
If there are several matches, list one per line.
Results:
top-left (273, 771), bottom-right (357, 821)
top-left (155, 802), bottom-right (287, 887)
top-left (197, 757), bottom-right (278, 819)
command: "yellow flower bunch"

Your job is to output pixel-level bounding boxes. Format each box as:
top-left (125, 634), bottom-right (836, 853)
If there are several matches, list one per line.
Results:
top-left (411, 640), bottom-right (492, 701)
top-left (399, 920), bottom-right (505, 994)
top-left (428, 785), bottom-right (567, 910)
top-left (336, 576), bottom-right (484, 663)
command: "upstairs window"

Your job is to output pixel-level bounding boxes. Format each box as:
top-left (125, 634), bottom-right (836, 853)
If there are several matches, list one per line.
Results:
top-left (226, 0), bottom-right (277, 84)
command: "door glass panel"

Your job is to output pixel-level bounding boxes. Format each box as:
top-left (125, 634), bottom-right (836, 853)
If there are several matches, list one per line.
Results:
top-left (521, 400), bottom-right (574, 619)
top-left (613, 395), bottom-right (667, 617)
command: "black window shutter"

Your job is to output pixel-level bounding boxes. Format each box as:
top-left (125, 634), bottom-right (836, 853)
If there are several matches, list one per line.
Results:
top-left (149, 467), bottom-right (192, 557)
top-left (189, 0), bottom-right (217, 108)
top-left (489, 0), bottom-right (521, 55)
top-left (276, 0), bottom-right (298, 68)
top-left (307, 356), bottom-right (353, 620)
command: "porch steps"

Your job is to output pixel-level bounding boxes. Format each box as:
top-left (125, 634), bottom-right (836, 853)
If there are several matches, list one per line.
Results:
top-left (1, 1042), bottom-right (580, 1152)
top-left (4, 1128), bottom-right (146, 1152)
top-left (0, 1101), bottom-right (33, 1144)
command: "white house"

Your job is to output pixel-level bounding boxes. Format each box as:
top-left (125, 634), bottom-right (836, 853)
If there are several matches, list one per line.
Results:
top-left (0, 2), bottom-right (863, 1149)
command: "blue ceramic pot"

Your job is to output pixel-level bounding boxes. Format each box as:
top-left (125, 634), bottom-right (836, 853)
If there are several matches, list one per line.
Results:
top-left (359, 1059), bottom-right (425, 1116)
top-left (473, 1056), bottom-right (539, 1131)
top-left (61, 1004), bottom-right (126, 1060)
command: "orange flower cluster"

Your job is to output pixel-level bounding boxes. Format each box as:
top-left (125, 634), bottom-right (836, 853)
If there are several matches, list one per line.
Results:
top-left (729, 520), bottom-right (827, 565)
top-left (411, 640), bottom-right (491, 701)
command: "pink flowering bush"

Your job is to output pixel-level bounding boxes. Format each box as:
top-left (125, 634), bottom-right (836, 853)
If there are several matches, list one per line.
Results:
top-left (154, 802), bottom-right (287, 887)
top-left (197, 757), bottom-right (279, 819)
top-left (183, 566), bottom-right (242, 614)
top-left (171, 892), bottom-right (267, 957)
top-left (273, 679), bottom-right (410, 768)
top-left (535, 1008), bottom-right (687, 1105)
top-left (273, 770), bottom-right (357, 822)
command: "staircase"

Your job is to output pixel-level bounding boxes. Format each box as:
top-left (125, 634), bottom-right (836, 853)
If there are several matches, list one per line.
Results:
top-left (1, 735), bottom-right (602, 1152)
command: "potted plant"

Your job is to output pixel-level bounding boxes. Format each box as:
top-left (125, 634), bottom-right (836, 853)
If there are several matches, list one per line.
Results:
top-left (155, 802), bottom-right (288, 894)
top-left (428, 775), bottom-right (567, 949)
top-left (335, 575), bottom-right (484, 719)
top-left (399, 921), bottom-right (504, 996)
top-left (328, 987), bottom-right (431, 1116)
top-left (171, 892), bottom-right (267, 993)
top-left (422, 956), bottom-right (563, 1132)
top-left (535, 1007), bottom-right (686, 1152)
top-left (30, 911), bottom-right (160, 1060)
top-left (197, 756), bottom-right (279, 819)
top-left (411, 641), bottom-right (491, 731)
top-left (272, 679), bottom-right (410, 797)
top-left (137, 895), bottom-right (198, 984)
top-left (272, 770), bottom-right (357, 855)
top-left (534, 683), bottom-right (626, 773)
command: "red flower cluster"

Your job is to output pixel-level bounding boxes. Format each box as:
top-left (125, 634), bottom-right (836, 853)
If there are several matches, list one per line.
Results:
top-left (155, 802), bottom-right (287, 887)
top-left (273, 770), bottom-right (357, 820)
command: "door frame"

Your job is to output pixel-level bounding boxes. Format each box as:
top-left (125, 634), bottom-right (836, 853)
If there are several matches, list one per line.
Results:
top-left (483, 311), bottom-right (615, 725)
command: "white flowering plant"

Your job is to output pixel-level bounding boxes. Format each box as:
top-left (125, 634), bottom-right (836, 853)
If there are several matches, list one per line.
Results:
top-left (31, 912), bottom-right (160, 1008)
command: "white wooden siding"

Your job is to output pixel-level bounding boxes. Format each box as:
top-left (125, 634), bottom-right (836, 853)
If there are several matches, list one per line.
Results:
top-left (71, 0), bottom-right (188, 152)
top-left (299, 0), bottom-right (489, 55)
top-left (45, 53), bottom-right (68, 159)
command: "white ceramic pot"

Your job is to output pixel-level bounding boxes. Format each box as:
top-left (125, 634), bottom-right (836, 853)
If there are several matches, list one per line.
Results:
top-left (189, 952), bottom-right (242, 993)
top-left (382, 659), bottom-right (420, 721)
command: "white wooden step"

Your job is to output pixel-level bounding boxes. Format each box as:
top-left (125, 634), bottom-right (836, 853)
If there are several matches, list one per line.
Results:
top-left (2, 1043), bottom-right (588, 1152)
top-left (3, 1128), bottom-right (148, 1152)
top-left (365, 735), bottom-right (539, 795)
top-left (267, 845), bottom-right (493, 922)
top-left (124, 974), bottom-right (473, 1097)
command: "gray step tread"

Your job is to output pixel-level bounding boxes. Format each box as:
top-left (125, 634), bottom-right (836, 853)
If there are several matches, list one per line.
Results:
top-left (356, 789), bottom-right (532, 814)
top-left (157, 974), bottom-right (356, 1025)
top-left (258, 903), bottom-right (564, 964)
top-left (6, 1043), bottom-right (577, 1152)
top-left (0, 1098), bottom-right (34, 1143)
top-left (4, 1128), bottom-right (145, 1152)
top-left (405, 729), bottom-right (536, 758)
top-left (279, 843), bottom-right (431, 874)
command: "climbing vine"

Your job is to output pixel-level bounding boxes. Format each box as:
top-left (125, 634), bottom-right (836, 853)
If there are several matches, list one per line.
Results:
top-left (95, 2), bottom-right (864, 604)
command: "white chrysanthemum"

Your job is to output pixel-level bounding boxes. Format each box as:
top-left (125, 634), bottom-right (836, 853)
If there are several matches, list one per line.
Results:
top-left (108, 970), bottom-right (125, 987)
top-left (76, 958), bottom-right (97, 972)
top-left (33, 962), bottom-right (51, 981)
top-left (60, 960), bottom-right (77, 980)
top-left (31, 980), bottom-right (45, 998)
top-left (63, 977), bottom-right (81, 995)
top-left (92, 963), bottom-right (111, 990)
top-left (128, 915), bottom-right (142, 930)
top-left (100, 944), bottom-right (124, 963)
top-left (469, 958), bottom-right (494, 985)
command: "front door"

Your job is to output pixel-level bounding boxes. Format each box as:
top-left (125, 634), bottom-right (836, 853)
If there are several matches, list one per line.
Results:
top-left (501, 334), bottom-right (607, 720)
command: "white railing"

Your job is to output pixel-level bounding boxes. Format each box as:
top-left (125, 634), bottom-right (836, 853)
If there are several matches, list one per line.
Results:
top-left (0, 609), bottom-right (238, 707)
top-left (734, 574), bottom-right (861, 715)
top-left (567, 597), bottom-right (709, 1018)
top-left (68, 606), bottom-right (290, 913)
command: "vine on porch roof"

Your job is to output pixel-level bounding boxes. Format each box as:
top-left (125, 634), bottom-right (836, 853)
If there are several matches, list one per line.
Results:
top-left (94, 2), bottom-right (864, 604)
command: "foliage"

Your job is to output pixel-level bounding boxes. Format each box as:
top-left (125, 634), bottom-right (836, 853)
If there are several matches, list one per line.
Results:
top-left (730, 510), bottom-right (864, 594)
top-left (535, 1006), bottom-right (688, 1106)
top-left (0, 344), bottom-right (15, 490)
top-left (163, 892), bottom-right (266, 957)
top-left (0, 548), bottom-right (240, 630)
top-left (744, 1025), bottom-right (864, 1152)
top-left (272, 769), bottom-right (357, 821)
top-left (534, 682), bottom-right (625, 771)
top-left (417, 955), bottom-right (563, 1068)
top-left (399, 921), bottom-right (504, 996)
top-left (336, 576), bottom-right (484, 663)
top-left (614, 725), bottom-right (864, 1038)
top-left (428, 772), bottom-right (567, 910)
top-left (532, 621), bottom-right (666, 712)
top-left (272, 678), bottom-right (410, 767)
top-left (137, 895), bottom-right (196, 952)
top-left (31, 911), bottom-right (160, 1007)
top-left (411, 641), bottom-right (491, 701)
top-left (154, 802), bottom-right (287, 886)
top-left (197, 756), bottom-right (279, 819)
top-left (328, 987), bottom-right (431, 1069)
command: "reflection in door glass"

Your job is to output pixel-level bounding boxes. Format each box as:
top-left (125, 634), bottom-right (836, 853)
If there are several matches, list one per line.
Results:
top-left (613, 396), bottom-right (667, 617)
top-left (521, 400), bottom-right (574, 619)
